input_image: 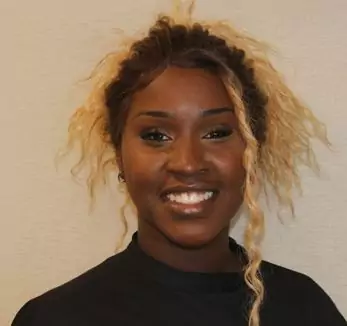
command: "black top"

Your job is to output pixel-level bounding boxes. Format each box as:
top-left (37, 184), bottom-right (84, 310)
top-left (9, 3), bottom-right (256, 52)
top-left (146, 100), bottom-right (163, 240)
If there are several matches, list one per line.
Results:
top-left (12, 233), bottom-right (346, 326)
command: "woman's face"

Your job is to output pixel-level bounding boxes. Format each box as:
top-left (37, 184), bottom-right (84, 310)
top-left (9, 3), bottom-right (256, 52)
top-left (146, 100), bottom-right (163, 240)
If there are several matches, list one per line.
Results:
top-left (118, 66), bottom-right (246, 248)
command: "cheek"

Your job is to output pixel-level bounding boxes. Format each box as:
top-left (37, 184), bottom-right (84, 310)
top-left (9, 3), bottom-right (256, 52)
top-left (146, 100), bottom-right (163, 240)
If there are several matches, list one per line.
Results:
top-left (120, 138), bottom-right (165, 199)
top-left (210, 141), bottom-right (246, 187)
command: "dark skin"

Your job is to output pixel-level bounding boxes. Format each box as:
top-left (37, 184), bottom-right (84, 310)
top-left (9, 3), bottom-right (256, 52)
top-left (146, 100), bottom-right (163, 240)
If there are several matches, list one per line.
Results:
top-left (117, 67), bottom-right (246, 273)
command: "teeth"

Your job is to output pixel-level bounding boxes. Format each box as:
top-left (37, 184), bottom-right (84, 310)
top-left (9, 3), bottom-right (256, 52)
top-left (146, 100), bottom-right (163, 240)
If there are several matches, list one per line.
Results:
top-left (166, 191), bottom-right (214, 204)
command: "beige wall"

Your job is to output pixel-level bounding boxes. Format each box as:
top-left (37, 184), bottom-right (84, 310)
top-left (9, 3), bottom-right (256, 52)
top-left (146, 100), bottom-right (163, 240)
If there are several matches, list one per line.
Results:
top-left (1, 0), bottom-right (346, 324)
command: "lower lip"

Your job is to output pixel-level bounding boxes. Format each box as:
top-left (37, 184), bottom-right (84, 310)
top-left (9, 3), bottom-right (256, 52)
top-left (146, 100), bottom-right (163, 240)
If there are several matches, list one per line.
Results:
top-left (162, 193), bottom-right (217, 216)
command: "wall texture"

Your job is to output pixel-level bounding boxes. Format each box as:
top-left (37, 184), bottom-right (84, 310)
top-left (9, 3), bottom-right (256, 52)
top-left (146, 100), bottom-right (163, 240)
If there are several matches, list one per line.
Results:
top-left (1, 0), bottom-right (346, 324)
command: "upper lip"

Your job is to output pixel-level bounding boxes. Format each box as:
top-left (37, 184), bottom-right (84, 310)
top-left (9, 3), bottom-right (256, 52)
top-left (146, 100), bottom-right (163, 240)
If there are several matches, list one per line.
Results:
top-left (160, 184), bottom-right (219, 197)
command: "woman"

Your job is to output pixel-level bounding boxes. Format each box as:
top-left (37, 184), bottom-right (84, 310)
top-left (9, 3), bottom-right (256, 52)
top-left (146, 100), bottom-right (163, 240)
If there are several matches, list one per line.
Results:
top-left (12, 1), bottom-right (346, 326)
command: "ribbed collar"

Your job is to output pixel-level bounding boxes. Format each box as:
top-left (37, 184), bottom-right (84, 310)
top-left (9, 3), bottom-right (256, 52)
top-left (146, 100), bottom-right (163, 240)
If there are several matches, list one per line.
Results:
top-left (123, 232), bottom-right (247, 294)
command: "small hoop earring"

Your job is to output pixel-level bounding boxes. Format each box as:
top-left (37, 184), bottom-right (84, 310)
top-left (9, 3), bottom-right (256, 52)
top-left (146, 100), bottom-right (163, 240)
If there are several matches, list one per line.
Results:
top-left (118, 172), bottom-right (125, 183)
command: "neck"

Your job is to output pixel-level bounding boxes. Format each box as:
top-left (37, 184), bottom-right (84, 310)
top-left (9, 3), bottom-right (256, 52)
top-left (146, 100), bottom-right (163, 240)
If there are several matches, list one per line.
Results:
top-left (137, 222), bottom-right (242, 273)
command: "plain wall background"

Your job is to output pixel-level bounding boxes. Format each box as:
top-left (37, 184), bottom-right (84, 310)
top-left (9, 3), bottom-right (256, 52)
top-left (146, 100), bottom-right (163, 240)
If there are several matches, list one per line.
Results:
top-left (1, 0), bottom-right (346, 324)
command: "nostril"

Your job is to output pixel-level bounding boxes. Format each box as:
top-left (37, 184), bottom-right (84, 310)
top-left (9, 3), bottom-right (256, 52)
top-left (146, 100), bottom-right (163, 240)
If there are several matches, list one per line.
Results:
top-left (167, 155), bottom-right (208, 175)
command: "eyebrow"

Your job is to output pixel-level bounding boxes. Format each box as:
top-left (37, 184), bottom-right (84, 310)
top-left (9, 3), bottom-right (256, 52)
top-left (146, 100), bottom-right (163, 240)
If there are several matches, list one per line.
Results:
top-left (134, 107), bottom-right (234, 119)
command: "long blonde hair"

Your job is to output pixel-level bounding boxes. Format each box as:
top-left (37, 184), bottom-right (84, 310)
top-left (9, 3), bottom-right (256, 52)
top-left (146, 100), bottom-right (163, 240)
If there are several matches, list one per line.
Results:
top-left (60, 1), bottom-right (330, 325)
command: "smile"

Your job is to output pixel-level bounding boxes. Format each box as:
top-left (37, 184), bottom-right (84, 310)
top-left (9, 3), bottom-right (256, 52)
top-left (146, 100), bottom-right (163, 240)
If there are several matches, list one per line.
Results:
top-left (166, 191), bottom-right (214, 204)
top-left (162, 190), bottom-right (218, 215)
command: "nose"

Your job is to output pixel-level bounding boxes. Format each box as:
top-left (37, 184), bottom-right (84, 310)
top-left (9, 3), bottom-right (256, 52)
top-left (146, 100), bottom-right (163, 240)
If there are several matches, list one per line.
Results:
top-left (166, 137), bottom-right (208, 177)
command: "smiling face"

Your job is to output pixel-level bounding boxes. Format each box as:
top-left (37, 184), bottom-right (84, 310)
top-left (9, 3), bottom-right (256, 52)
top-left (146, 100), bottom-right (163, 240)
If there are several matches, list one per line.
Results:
top-left (118, 66), bottom-right (246, 249)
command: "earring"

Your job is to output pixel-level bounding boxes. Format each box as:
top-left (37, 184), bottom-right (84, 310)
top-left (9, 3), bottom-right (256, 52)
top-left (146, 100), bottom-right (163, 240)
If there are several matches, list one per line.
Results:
top-left (118, 171), bottom-right (125, 183)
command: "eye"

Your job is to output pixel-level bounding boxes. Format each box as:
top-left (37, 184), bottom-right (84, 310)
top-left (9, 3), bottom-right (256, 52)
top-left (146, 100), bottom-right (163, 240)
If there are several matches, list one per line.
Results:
top-left (140, 128), bottom-right (171, 143)
top-left (203, 127), bottom-right (233, 140)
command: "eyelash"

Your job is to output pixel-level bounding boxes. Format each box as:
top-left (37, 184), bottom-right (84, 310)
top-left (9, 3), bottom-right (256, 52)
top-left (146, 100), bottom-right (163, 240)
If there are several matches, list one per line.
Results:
top-left (140, 129), bottom-right (171, 143)
top-left (203, 128), bottom-right (233, 140)
top-left (140, 127), bottom-right (233, 143)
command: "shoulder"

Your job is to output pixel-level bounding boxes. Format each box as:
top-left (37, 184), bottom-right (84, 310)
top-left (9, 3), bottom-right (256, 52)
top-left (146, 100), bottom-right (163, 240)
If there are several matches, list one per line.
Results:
top-left (260, 260), bottom-right (346, 325)
top-left (261, 260), bottom-right (334, 300)
top-left (261, 260), bottom-right (318, 291)
top-left (12, 251), bottom-right (132, 326)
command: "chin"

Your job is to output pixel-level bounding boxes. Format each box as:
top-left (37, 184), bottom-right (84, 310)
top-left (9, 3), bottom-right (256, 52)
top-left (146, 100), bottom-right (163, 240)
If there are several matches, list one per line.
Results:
top-left (163, 222), bottom-right (222, 250)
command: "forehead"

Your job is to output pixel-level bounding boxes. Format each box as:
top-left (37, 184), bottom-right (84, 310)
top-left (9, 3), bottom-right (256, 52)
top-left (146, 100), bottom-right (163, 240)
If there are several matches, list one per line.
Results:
top-left (130, 67), bottom-right (233, 115)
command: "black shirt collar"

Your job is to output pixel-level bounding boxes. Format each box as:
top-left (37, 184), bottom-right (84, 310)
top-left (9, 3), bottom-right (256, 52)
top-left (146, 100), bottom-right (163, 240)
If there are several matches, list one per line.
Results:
top-left (123, 232), bottom-right (246, 294)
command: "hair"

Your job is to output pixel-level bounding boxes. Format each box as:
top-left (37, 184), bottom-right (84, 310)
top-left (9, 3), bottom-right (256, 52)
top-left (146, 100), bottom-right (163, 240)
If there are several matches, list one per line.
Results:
top-left (61, 1), bottom-right (330, 326)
